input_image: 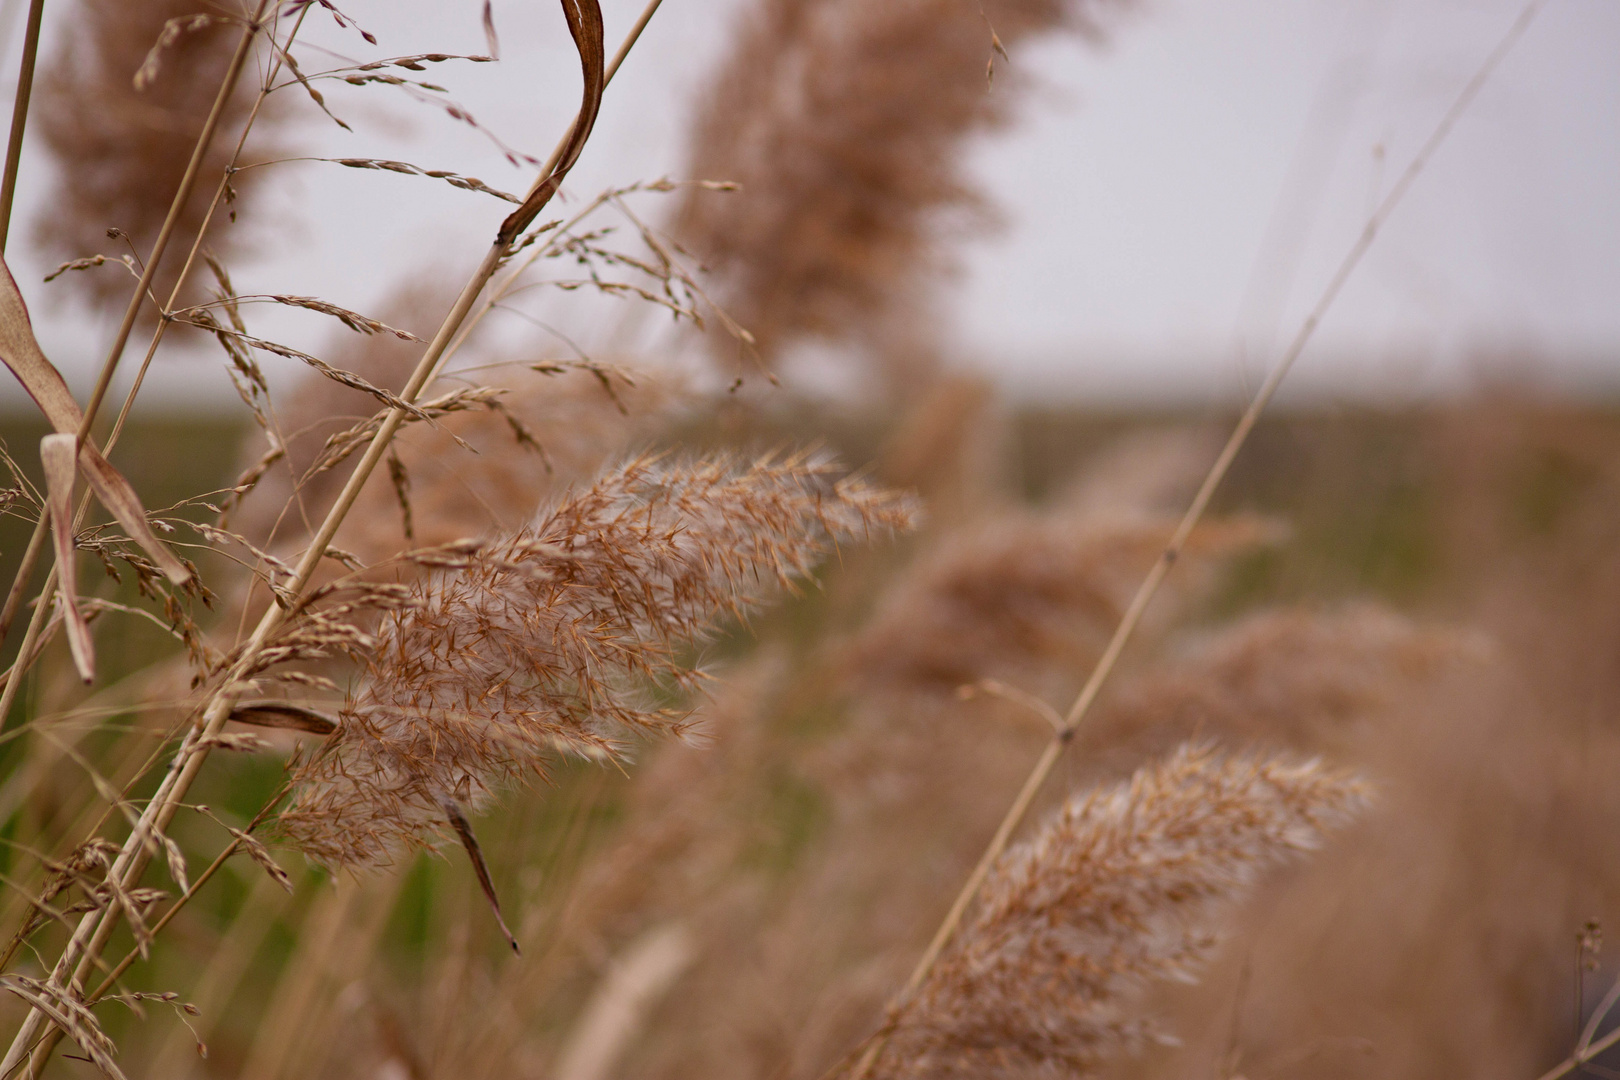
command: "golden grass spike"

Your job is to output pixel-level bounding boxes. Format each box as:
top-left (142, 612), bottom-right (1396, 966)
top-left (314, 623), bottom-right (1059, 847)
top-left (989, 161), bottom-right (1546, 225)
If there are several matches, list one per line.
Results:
top-left (0, 974), bottom-right (128, 1080)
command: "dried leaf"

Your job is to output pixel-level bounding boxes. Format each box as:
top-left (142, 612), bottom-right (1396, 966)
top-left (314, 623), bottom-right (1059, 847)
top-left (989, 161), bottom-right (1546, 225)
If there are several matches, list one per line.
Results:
top-left (40, 435), bottom-right (93, 682)
top-left (496, 0), bottom-right (605, 245)
top-left (227, 700), bottom-right (338, 736)
top-left (0, 255), bottom-right (190, 584)
top-left (443, 798), bottom-right (519, 954)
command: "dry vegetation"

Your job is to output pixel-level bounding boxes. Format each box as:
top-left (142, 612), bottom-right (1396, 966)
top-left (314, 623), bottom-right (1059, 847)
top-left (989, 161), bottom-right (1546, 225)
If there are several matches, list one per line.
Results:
top-left (0, 1), bottom-right (1609, 1079)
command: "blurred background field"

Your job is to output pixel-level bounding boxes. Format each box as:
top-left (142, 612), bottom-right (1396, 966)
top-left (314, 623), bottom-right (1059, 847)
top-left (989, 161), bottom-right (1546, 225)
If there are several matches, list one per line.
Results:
top-left (6, 389), bottom-right (1620, 1078)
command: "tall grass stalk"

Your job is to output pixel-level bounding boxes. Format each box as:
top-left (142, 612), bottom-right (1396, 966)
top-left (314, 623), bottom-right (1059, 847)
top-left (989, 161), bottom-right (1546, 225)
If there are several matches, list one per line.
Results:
top-left (0, 0), bottom-right (269, 666)
top-left (844, 0), bottom-right (1552, 1074)
top-left (0, 0), bottom-right (46, 250)
top-left (0, 3), bottom-right (670, 1072)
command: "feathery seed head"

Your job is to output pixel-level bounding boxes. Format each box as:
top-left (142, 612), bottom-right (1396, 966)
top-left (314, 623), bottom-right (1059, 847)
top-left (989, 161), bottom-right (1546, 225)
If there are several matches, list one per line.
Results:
top-left (279, 452), bottom-right (918, 868)
top-left (674, 0), bottom-right (1126, 378)
top-left (884, 743), bottom-right (1369, 1078)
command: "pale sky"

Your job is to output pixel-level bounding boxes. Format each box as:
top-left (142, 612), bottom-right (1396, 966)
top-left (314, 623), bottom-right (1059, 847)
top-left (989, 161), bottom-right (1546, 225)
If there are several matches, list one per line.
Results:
top-left (0, 0), bottom-right (1615, 410)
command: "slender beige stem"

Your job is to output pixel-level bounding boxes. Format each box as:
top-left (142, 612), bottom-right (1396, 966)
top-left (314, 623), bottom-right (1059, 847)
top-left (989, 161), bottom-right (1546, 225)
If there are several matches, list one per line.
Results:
top-left (0, 568), bottom-right (52, 740)
top-left (0, 0), bottom-right (45, 250)
top-left (0, 519), bottom-right (48, 659)
top-left (1535, 1025), bottom-right (1620, 1080)
top-left (0, 2), bottom-right (265, 653)
top-left (75, 9), bottom-right (261, 433)
top-left (1, 5), bottom-right (666, 1071)
top-left (848, 3), bottom-right (1548, 1076)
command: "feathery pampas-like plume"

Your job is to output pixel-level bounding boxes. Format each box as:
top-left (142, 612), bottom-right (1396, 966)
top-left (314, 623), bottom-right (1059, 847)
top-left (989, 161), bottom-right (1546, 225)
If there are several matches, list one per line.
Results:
top-left (880, 743), bottom-right (1369, 1079)
top-left (35, 0), bottom-right (282, 310)
top-left (279, 452), bottom-right (918, 868)
top-left (673, 0), bottom-right (1126, 375)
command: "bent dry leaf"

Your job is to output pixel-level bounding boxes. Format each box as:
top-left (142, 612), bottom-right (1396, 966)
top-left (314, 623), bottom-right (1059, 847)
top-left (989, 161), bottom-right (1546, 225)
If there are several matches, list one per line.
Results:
top-left (228, 700), bottom-right (339, 736)
top-left (443, 797), bottom-right (519, 954)
top-left (40, 435), bottom-right (94, 683)
top-left (496, 0), bottom-right (605, 245)
top-left (0, 254), bottom-right (190, 585)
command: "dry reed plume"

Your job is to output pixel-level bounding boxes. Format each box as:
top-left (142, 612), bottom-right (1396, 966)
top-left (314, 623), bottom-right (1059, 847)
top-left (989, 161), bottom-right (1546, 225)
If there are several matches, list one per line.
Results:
top-left (879, 744), bottom-right (1368, 1078)
top-left (846, 511), bottom-right (1282, 700)
top-left (1076, 604), bottom-right (1485, 769)
top-left (674, 0), bottom-right (1125, 376)
top-left (502, 437), bottom-right (1285, 1080)
top-left (36, 0), bottom-right (281, 310)
top-left (280, 452), bottom-right (918, 868)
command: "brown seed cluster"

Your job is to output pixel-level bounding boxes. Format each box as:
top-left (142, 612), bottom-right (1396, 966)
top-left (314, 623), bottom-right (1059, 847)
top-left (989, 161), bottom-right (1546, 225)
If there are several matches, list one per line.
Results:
top-left (279, 452), bottom-right (918, 868)
top-left (882, 744), bottom-right (1369, 1078)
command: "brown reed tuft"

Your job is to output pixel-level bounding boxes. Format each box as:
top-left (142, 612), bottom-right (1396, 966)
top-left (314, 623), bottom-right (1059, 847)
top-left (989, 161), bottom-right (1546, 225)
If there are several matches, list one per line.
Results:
top-left (34, 0), bottom-right (280, 310)
top-left (673, 0), bottom-right (1125, 375)
top-left (279, 452), bottom-right (918, 868)
top-left (881, 743), bottom-right (1369, 1079)
top-left (1077, 603), bottom-right (1486, 770)
top-left (845, 511), bottom-right (1281, 701)
top-left (527, 465), bottom-right (1283, 1080)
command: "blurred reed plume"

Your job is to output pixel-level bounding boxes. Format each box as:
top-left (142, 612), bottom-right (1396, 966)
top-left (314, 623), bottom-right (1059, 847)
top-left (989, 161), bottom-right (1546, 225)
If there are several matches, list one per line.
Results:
top-left (846, 511), bottom-right (1281, 700)
top-left (1077, 604), bottom-right (1485, 770)
top-left (35, 0), bottom-right (281, 310)
top-left (489, 438), bottom-right (1286, 1080)
top-left (231, 288), bottom-right (680, 565)
top-left (879, 744), bottom-right (1368, 1079)
top-left (673, 0), bottom-right (1125, 379)
top-left (280, 452), bottom-right (918, 869)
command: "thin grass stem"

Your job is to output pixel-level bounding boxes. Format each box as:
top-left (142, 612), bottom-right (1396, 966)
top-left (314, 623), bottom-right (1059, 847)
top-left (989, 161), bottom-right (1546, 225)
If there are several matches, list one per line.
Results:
top-left (847, 1), bottom-right (1551, 1074)
top-left (0, 2), bottom-right (268, 654)
top-left (0, 0), bottom-right (44, 250)
top-left (0, 5), bottom-right (665, 1070)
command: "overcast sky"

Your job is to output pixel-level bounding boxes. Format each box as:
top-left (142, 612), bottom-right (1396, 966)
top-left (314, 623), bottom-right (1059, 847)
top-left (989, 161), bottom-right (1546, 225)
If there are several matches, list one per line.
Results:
top-left (0, 0), bottom-right (1615, 411)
